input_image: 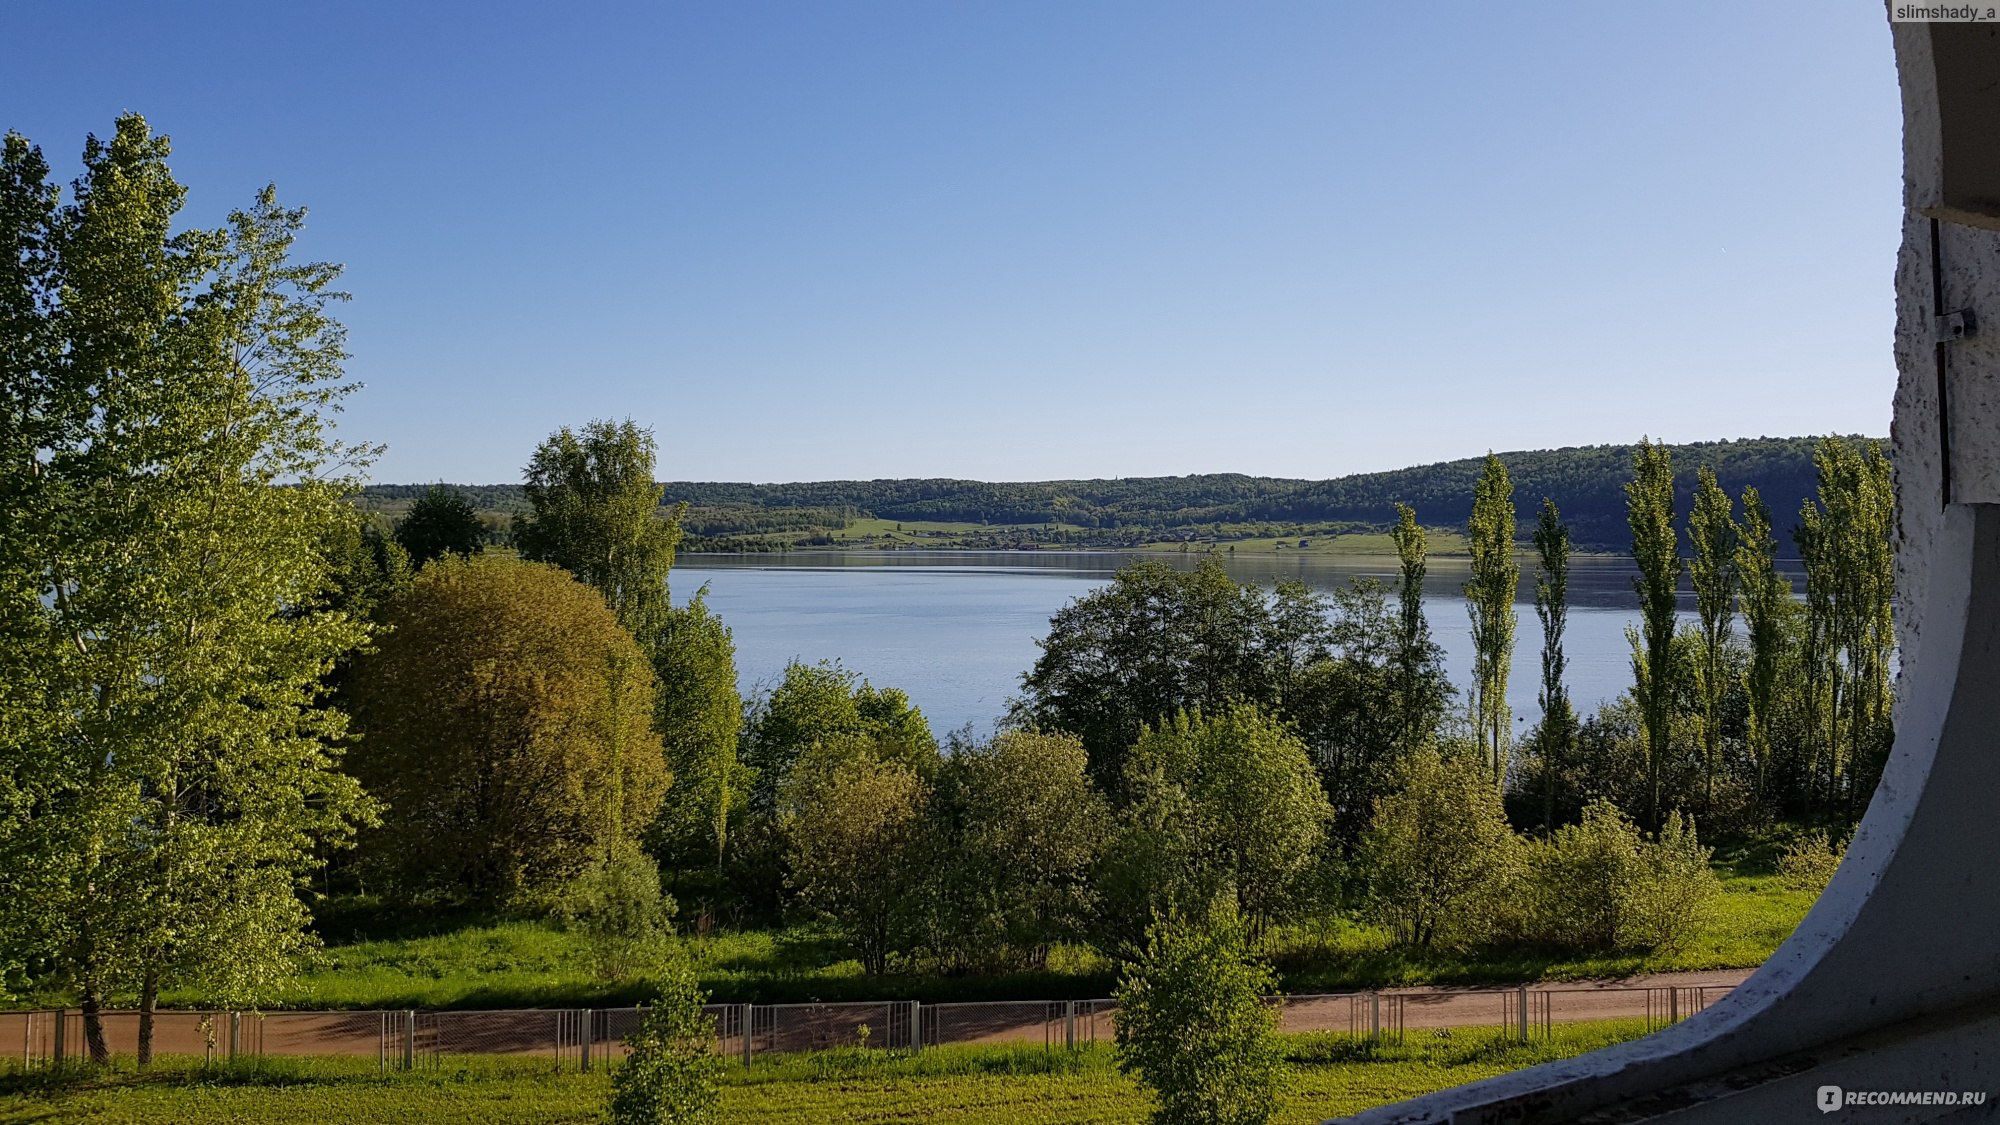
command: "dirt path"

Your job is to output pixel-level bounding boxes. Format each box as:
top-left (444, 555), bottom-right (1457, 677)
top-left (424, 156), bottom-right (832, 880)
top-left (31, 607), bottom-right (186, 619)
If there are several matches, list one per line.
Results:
top-left (0, 968), bottom-right (1760, 1061)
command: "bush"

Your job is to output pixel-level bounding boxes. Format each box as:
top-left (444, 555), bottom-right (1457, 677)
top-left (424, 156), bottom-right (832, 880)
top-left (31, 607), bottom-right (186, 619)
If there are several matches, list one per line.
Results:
top-left (612, 949), bottom-right (722, 1125)
top-left (1114, 906), bottom-right (1284, 1125)
top-left (1522, 801), bottom-right (1720, 952)
top-left (1358, 749), bottom-right (1520, 949)
top-left (560, 845), bottom-right (676, 981)
top-left (1775, 832), bottom-right (1846, 893)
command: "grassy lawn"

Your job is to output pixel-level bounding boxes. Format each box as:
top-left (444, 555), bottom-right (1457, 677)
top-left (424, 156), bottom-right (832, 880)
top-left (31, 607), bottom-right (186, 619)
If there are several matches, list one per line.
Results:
top-left (0, 1023), bottom-right (1652, 1124)
top-left (114, 858), bottom-right (1814, 1012)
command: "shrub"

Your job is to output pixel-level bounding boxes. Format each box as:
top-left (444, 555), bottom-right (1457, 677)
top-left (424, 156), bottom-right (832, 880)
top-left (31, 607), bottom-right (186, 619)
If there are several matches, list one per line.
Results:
top-left (561, 845), bottom-right (676, 982)
top-left (1114, 906), bottom-right (1284, 1125)
top-left (612, 949), bottom-right (722, 1125)
top-left (1358, 749), bottom-right (1520, 949)
top-left (1523, 801), bottom-right (1720, 952)
top-left (1775, 832), bottom-right (1846, 893)
top-left (1115, 906), bottom-right (1284, 1125)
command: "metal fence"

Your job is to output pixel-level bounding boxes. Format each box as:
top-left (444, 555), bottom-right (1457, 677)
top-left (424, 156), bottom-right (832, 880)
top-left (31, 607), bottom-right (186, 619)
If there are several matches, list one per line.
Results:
top-left (0, 983), bottom-right (1732, 1074)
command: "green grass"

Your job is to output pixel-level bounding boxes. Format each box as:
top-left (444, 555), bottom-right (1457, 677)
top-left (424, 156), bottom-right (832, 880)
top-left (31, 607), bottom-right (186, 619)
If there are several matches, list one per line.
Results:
top-left (0, 1022), bottom-right (1653, 1124)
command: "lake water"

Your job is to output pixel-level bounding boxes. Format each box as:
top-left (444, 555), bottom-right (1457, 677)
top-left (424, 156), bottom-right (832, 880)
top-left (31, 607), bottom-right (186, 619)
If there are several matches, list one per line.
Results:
top-left (675, 551), bottom-right (1779, 737)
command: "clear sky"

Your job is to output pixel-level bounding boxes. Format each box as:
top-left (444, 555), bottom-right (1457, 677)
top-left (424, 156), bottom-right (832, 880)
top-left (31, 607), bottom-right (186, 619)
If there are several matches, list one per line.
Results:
top-left (5, 1), bottom-right (1900, 485)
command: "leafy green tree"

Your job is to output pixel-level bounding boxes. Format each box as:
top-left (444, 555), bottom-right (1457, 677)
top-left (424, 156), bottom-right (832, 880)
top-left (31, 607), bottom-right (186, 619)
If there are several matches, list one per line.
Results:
top-left (1390, 504), bottom-right (1451, 755)
top-left (928, 731), bottom-right (1107, 969)
top-left (1685, 467), bottom-right (1737, 814)
top-left (1114, 905), bottom-right (1284, 1125)
top-left (1625, 439), bottom-right (1684, 830)
top-left (1359, 749), bottom-right (1519, 949)
top-left (1103, 705), bottom-right (1329, 943)
top-left (743, 659), bottom-right (937, 809)
top-left (781, 750), bottom-right (929, 975)
top-left (347, 556), bottom-right (669, 907)
top-left (1017, 559), bottom-right (1330, 795)
top-left (647, 588), bottom-right (744, 874)
top-left (612, 945), bottom-right (722, 1125)
top-left (1464, 455), bottom-right (1519, 787)
top-left (393, 483), bottom-right (486, 568)
top-left (0, 117), bottom-right (379, 1063)
top-left (1528, 498), bottom-right (1576, 829)
top-left (1795, 439), bottom-right (1895, 823)
top-left (515, 418), bottom-right (685, 642)
top-left (1734, 486), bottom-right (1795, 810)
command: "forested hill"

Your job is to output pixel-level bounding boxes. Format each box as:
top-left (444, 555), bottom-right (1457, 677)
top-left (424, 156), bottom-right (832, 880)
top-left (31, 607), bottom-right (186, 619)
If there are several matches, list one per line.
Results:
top-left (357, 435), bottom-right (1880, 552)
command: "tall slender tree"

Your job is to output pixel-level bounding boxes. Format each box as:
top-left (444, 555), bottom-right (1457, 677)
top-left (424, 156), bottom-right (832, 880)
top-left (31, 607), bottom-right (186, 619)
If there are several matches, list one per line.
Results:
top-left (1464, 455), bottom-right (1519, 787)
top-left (1686, 466), bottom-right (1738, 814)
top-left (1531, 498), bottom-right (1575, 829)
top-left (1391, 503), bottom-right (1448, 755)
top-left (1733, 486), bottom-right (1793, 814)
top-left (1626, 439), bottom-right (1683, 830)
top-left (0, 117), bottom-right (378, 1061)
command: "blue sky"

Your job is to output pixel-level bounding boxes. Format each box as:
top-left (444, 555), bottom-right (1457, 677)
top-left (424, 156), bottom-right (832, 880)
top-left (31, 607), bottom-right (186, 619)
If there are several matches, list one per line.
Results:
top-left (5, 2), bottom-right (1899, 484)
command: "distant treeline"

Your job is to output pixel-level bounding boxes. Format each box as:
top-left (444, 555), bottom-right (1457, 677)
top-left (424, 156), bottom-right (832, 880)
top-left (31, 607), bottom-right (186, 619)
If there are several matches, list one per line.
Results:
top-left (356, 436), bottom-right (1876, 551)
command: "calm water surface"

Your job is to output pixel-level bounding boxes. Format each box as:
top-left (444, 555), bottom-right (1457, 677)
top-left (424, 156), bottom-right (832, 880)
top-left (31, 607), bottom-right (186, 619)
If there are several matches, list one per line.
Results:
top-left (675, 551), bottom-right (1790, 737)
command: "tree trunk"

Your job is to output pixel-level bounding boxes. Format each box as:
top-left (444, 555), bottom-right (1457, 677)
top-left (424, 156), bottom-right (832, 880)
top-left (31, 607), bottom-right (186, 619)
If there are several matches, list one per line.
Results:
top-left (137, 970), bottom-right (159, 1068)
top-left (80, 987), bottom-right (110, 1065)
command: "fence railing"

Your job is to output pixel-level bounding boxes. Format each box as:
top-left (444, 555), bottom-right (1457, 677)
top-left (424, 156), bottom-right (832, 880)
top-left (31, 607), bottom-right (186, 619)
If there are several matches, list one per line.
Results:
top-left (0, 983), bottom-right (1733, 1074)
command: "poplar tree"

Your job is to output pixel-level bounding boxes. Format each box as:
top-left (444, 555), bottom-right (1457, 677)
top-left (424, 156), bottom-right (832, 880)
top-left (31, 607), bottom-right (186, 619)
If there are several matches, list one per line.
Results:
top-left (0, 117), bottom-right (377, 1062)
top-left (1686, 467), bottom-right (1738, 814)
top-left (1391, 503), bottom-right (1448, 754)
top-left (1626, 439), bottom-right (1683, 831)
top-left (1734, 486), bottom-right (1793, 813)
top-left (1531, 498), bottom-right (1575, 829)
top-left (1464, 455), bottom-right (1519, 788)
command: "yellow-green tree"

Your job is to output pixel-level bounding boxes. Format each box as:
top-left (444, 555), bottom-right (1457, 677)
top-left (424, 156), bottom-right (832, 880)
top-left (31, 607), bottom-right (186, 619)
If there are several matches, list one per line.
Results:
top-left (0, 117), bottom-right (377, 1063)
top-left (1625, 439), bottom-right (1683, 830)
top-left (348, 556), bottom-right (669, 906)
top-left (1686, 467), bottom-right (1737, 814)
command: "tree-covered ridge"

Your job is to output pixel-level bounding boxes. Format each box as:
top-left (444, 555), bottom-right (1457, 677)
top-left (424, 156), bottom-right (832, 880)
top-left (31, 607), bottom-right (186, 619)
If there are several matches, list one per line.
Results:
top-left (356, 436), bottom-right (1877, 551)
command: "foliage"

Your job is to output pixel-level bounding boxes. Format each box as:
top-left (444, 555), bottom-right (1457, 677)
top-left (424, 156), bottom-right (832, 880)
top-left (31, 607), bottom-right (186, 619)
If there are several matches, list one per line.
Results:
top-left (560, 846), bottom-right (676, 982)
top-left (346, 556), bottom-right (669, 907)
top-left (1775, 832), bottom-right (1846, 894)
top-left (1686, 466), bottom-right (1737, 815)
top-left (1114, 906), bottom-right (1285, 1125)
top-left (780, 752), bottom-right (930, 975)
top-left (647, 588), bottom-right (744, 876)
top-left (1358, 750), bottom-right (1519, 950)
top-left (612, 947), bottom-right (722, 1125)
top-left (1625, 438), bottom-right (1684, 830)
top-left (1525, 498), bottom-right (1576, 830)
top-left (0, 116), bottom-right (378, 1060)
top-left (1464, 455), bottom-right (1519, 787)
top-left (1734, 486), bottom-right (1796, 810)
top-left (1102, 706), bottom-right (1329, 945)
top-left (394, 484), bottom-right (487, 568)
top-left (743, 659), bottom-right (936, 807)
top-left (1017, 560), bottom-right (1328, 795)
top-left (928, 731), bottom-right (1108, 970)
top-left (1521, 801), bottom-right (1720, 953)
top-left (513, 418), bottom-right (685, 642)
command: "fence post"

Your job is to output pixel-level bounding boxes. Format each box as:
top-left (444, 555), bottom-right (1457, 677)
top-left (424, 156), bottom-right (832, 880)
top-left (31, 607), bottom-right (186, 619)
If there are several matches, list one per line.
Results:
top-left (740, 1003), bottom-right (753, 1065)
top-left (1066, 1000), bottom-right (1077, 1050)
top-left (909, 1000), bottom-right (922, 1052)
top-left (1371, 991), bottom-right (1381, 1041)
top-left (229, 1011), bottom-right (241, 1060)
top-left (1518, 985), bottom-right (1529, 1043)
top-left (403, 1010), bottom-right (415, 1071)
top-left (581, 1009), bottom-right (592, 1072)
top-left (52, 1010), bottom-right (64, 1067)
top-left (378, 1012), bottom-right (386, 1076)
